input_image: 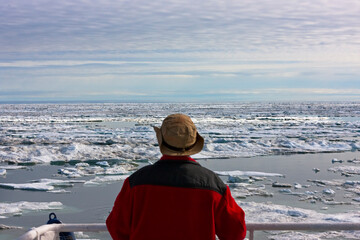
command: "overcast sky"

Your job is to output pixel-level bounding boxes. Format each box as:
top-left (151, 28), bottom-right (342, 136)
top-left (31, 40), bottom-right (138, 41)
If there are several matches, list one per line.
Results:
top-left (0, 0), bottom-right (359, 102)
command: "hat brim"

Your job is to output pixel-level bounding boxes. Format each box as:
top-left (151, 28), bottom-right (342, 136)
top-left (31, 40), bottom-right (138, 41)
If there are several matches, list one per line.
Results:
top-left (154, 126), bottom-right (204, 156)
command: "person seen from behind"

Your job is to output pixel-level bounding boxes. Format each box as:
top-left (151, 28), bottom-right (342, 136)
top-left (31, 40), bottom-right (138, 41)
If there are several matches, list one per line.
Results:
top-left (106, 113), bottom-right (246, 239)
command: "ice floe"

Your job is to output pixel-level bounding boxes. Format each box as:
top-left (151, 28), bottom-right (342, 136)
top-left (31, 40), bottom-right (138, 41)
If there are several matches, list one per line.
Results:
top-left (57, 162), bottom-right (135, 178)
top-left (0, 102), bottom-right (360, 164)
top-left (96, 161), bottom-right (110, 167)
top-left (0, 165), bottom-right (27, 170)
top-left (84, 175), bottom-right (130, 185)
top-left (0, 178), bottom-right (85, 192)
top-left (278, 189), bottom-right (305, 196)
top-left (322, 188), bottom-right (336, 195)
top-left (0, 224), bottom-right (22, 229)
top-left (241, 201), bottom-right (360, 223)
top-left (328, 165), bottom-right (360, 176)
top-left (0, 201), bottom-right (63, 218)
top-left (231, 184), bottom-right (273, 198)
top-left (215, 170), bottom-right (285, 178)
top-left (240, 201), bottom-right (360, 239)
top-left (0, 162), bottom-right (133, 192)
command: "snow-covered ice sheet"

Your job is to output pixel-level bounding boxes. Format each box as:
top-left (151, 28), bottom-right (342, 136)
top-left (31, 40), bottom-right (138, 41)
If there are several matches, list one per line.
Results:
top-left (215, 170), bottom-right (285, 177)
top-left (240, 201), bottom-right (360, 239)
top-left (0, 201), bottom-right (63, 218)
top-left (57, 162), bottom-right (134, 178)
top-left (84, 175), bottom-right (130, 185)
top-left (0, 102), bottom-right (359, 164)
top-left (328, 165), bottom-right (360, 175)
top-left (0, 178), bottom-right (85, 192)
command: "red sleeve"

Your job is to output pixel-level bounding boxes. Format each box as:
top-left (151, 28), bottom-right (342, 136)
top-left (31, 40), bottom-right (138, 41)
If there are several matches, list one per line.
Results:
top-left (106, 178), bottom-right (133, 240)
top-left (215, 186), bottom-right (246, 240)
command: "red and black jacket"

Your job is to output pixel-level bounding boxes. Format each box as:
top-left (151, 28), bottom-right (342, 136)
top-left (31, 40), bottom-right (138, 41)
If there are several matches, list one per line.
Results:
top-left (106, 156), bottom-right (246, 240)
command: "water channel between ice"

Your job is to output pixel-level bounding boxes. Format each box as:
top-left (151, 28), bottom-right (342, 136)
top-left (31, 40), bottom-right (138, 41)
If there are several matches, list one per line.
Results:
top-left (1, 151), bottom-right (360, 240)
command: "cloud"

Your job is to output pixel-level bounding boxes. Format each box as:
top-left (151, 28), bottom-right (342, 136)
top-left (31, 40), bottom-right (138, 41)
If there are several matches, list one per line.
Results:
top-left (206, 88), bottom-right (360, 96)
top-left (1, 0), bottom-right (359, 53)
top-left (0, 90), bottom-right (60, 99)
top-left (0, 0), bottom-right (359, 102)
top-left (0, 60), bottom-right (141, 67)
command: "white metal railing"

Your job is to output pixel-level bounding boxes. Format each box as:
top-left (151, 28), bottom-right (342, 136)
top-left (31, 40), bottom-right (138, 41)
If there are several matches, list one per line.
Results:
top-left (17, 222), bottom-right (360, 240)
top-left (17, 224), bottom-right (106, 240)
top-left (246, 222), bottom-right (360, 240)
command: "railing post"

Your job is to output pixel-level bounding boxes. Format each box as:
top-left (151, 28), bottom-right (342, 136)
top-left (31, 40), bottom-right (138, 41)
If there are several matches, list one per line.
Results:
top-left (249, 229), bottom-right (254, 240)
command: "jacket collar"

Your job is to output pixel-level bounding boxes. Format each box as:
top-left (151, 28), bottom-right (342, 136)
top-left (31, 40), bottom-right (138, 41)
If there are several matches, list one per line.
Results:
top-left (160, 155), bottom-right (197, 162)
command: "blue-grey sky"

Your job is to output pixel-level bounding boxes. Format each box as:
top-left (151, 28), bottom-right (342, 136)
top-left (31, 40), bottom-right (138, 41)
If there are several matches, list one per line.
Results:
top-left (0, 0), bottom-right (359, 102)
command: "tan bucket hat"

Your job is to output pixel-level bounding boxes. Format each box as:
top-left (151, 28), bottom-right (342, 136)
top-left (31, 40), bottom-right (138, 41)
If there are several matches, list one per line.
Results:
top-left (154, 114), bottom-right (204, 156)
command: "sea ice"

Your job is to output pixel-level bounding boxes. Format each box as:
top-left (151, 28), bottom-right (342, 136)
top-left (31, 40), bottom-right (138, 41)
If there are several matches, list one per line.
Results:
top-left (0, 178), bottom-right (85, 192)
top-left (1, 102), bottom-right (360, 164)
top-left (0, 224), bottom-right (22, 230)
top-left (104, 165), bottom-right (133, 175)
top-left (96, 161), bottom-right (110, 167)
top-left (0, 182), bottom-right (55, 191)
top-left (328, 165), bottom-right (360, 175)
top-left (307, 179), bottom-right (345, 187)
top-left (278, 189), bottom-right (304, 196)
top-left (58, 163), bottom-right (133, 178)
top-left (347, 158), bottom-right (360, 164)
top-left (240, 200), bottom-right (360, 226)
top-left (215, 170), bottom-right (284, 178)
top-left (84, 175), bottom-right (129, 185)
top-left (322, 188), bottom-right (335, 195)
top-left (227, 175), bottom-right (253, 183)
top-left (1, 103), bottom-right (360, 239)
top-left (332, 158), bottom-right (343, 163)
top-left (0, 201), bottom-right (63, 218)
top-left (229, 183), bottom-right (273, 198)
top-left (0, 165), bottom-right (26, 170)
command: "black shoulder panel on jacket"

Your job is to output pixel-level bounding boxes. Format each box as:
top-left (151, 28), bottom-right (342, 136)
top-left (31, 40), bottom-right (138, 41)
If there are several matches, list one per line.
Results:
top-left (128, 160), bottom-right (227, 195)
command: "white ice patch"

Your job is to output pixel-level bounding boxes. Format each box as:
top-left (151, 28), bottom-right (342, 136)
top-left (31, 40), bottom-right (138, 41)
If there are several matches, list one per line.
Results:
top-left (96, 161), bottom-right (110, 167)
top-left (215, 170), bottom-right (285, 178)
top-left (0, 201), bottom-right (63, 218)
top-left (267, 230), bottom-right (360, 240)
top-left (75, 231), bottom-right (100, 240)
top-left (240, 201), bottom-right (360, 226)
top-left (307, 179), bottom-right (347, 187)
top-left (230, 183), bottom-right (273, 198)
top-left (0, 178), bottom-right (85, 191)
top-left (328, 165), bottom-right (360, 175)
top-left (0, 165), bottom-right (27, 170)
top-left (57, 163), bottom-right (133, 178)
top-left (322, 188), bottom-right (336, 195)
top-left (0, 182), bottom-right (55, 191)
top-left (104, 166), bottom-right (131, 175)
top-left (84, 175), bottom-right (129, 185)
